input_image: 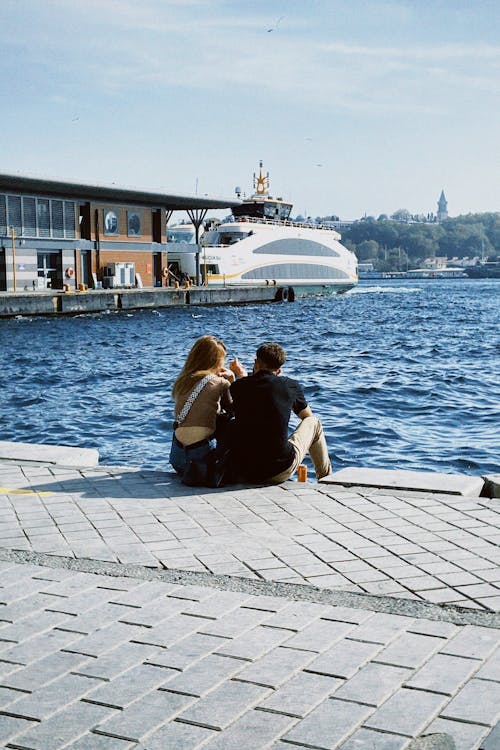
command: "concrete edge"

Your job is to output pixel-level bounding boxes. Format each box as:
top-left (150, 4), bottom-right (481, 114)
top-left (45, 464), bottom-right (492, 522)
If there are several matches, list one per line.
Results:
top-left (320, 466), bottom-right (486, 497)
top-left (0, 440), bottom-right (99, 468)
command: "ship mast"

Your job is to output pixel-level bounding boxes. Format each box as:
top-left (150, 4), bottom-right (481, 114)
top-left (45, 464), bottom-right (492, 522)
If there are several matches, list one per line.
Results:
top-left (253, 160), bottom-right (270, 196)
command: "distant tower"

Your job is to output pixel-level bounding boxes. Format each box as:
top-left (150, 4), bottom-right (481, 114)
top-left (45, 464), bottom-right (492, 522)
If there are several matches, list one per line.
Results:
top-left (437, 190), bottom-right (448, 222)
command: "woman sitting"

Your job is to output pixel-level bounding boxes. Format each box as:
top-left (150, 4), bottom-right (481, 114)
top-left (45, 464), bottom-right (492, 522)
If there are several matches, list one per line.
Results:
top-left (169, 335), bottom-right (234, 486)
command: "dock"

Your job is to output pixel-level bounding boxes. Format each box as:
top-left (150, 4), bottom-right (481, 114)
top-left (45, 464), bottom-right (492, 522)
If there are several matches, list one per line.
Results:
top-left (0, 440), bottom-right (499, 749)
top-left (0, 285), bottom-right (288, 318)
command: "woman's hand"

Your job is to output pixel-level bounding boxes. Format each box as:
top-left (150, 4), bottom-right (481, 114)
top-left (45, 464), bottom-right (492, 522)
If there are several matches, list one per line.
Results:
top-left (218, 367), bottom-right (236, 383)
top-left (229, 357), bottom-right (248, 379)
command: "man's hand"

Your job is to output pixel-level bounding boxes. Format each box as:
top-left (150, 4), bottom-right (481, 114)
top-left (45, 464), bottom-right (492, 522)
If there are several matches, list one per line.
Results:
top-left (229, 357), bottom-right (248, 379)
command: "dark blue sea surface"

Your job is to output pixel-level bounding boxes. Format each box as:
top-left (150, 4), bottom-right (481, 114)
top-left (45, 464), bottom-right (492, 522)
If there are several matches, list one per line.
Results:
top-left (1, 279), bottom-right (498, 476)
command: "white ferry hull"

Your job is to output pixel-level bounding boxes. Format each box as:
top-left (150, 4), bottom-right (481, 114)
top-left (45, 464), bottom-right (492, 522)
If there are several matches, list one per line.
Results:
top-left (199, 221), bottom-right (358, 295)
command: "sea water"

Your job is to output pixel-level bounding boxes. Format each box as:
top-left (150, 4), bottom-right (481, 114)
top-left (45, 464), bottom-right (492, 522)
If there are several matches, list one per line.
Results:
top-left (1, 279), bottom-right (498, 476)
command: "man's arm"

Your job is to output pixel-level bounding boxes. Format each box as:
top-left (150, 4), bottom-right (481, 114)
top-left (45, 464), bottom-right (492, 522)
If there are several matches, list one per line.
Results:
top-left (297, 406), bottom-right (313, 420)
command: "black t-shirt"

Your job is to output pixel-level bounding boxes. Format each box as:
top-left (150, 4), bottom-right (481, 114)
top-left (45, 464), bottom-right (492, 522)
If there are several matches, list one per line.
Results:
top-left (229, 370), bottom-right (308, 481)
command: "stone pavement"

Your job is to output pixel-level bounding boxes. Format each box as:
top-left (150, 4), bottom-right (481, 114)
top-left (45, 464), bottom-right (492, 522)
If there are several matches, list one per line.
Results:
top-left (0, 456), bottom-right (499, 749)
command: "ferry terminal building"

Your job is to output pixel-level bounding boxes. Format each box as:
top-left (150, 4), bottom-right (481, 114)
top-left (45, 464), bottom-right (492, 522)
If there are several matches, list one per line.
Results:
top-left (0, 173), bottom-right (239, 292)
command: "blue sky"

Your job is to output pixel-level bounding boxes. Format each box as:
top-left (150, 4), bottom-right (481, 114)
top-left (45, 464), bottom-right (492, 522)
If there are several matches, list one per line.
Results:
top-left (1, 0), bottom-right (498, 219)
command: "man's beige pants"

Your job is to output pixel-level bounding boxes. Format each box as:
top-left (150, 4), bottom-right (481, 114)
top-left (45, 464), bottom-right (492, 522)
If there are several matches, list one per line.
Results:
top-left (270, 416), bottom-right (331, 483)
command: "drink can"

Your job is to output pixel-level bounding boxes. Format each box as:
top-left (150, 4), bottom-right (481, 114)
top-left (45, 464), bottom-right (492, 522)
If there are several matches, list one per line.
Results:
top-left (297, 464), bottom-right (307, 482)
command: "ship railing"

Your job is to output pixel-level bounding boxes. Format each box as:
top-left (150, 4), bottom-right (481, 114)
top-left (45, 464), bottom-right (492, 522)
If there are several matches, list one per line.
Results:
top-left (235, 216), bottom-right (339, 231)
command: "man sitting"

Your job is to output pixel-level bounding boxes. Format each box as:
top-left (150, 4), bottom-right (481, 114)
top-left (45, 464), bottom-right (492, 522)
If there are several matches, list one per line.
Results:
top-left (229, 342), bottom-right (331, 483)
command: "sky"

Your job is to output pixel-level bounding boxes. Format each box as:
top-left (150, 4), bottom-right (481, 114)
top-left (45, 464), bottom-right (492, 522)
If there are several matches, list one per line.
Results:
top-left (0, 0), bottom-right (499, 220)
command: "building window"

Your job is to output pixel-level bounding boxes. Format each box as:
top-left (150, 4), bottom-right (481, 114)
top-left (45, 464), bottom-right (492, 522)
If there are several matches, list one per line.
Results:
top-left (64, 201), bottom-right (76, 238)
top-left (0, 195), bottom-right (7, 235)
top-left (37, 199), bottom-right (50, 237)
top-left (127, 211), bottom-right (142, 237)
top-left (51, 200), bottom-right (64, 238)
top-left (7, 196), bottom-right (22, 234)
top-left (22, 197), bottom-right (37, 236)
top-left (104, 209), bottom-right (119, 235)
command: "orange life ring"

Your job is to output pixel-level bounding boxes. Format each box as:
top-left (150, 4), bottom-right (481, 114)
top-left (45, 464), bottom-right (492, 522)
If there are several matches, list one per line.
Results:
top-left (162, 267), bottom-right (169, 278)
top-left (65, 267), bottom-right (75, 279)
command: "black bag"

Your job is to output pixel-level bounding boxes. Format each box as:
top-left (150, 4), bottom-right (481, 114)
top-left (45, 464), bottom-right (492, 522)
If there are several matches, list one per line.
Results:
top-left (182, 456), bottom-right (209, 487)
top-left (182, 447), bottom-right (231, 489)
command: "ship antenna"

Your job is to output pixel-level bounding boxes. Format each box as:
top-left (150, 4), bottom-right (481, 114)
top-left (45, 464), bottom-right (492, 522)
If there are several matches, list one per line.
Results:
top-left (253, 160), bottom-right (270, 195)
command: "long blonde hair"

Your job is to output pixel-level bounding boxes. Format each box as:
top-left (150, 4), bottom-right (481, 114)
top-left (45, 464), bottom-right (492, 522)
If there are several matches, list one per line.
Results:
top-left (173, 335), bottom-right (227, 398)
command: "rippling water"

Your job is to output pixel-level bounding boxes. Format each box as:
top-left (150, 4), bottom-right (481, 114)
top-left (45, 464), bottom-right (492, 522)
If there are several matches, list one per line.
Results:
top-left (1, 279), bottom-right (498, 476)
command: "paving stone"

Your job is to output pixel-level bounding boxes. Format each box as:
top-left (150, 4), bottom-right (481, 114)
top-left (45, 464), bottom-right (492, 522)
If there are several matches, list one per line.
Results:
top-left (0, 609), bottom-right (72, 645)
top-left (405, 653), bottom-right (481, 695)
top-left (0, 714), bottom-right (37, 745)
top-left (475, 646), bottom-right (500, 681)
top-left (64, 734), bottom-right (135, 749)
top-left (1, 628), bottom-right (83, 665)
top-left (480, 720), bottom-right (500, 750)
top-left (83, 664), bottom-right (175, 709)
top-left (4, 673), bottom-right (103, 720)
top-left (198, 607), bottom-right (269, 638)
top-left (334, 662), bottom-right (411, 706)
top-left (6, 700), bottom-right (115, 750)
top-left (132, 613), bottom-right (205, 648)
top-left (375, 632), bottom-right (443, 669)
top-left (235, 646), bottom-right (317, 689)
top-left (216, 625), bottom-right (291, 661)
top-left (440, 626), bottom-right (500, 660)
top-left (181, 590), bottom-right (250, 619)
top-left (281, 618), bottom-right (356, 653)
top-left (116, 596), bottom-right (186, 626)
top-left (95, 689), bottom-right (194, 742)
top-left (258, 672), bottom-right (342, 718)
top-left (201, 708), bottom-right (296, 750)
top-left (306, 638), bottom-right (384, 679)
top-left (440, 678), bottom-right (500, 726)
top-left (423, 718), bottom-right (488, 750)
top-left (57, 603), bottom-right (127, 635)
top-left (283, 697), bottom-right (372, 749)
top-left (145, 633), bottom-right (226, 671)
top-left (138, 719), bottom-right (215, 750)
top-left (178, 680), bottom-right (270, 730)
top-left (75, 641), bottom-right (157, 680)
top-left (63, 621), bottom-right (147, 657)
top-left (163, 654), bottom-right (246, 697)
top-left (365, 688), bottom-right (449, 737)
top-left (346, 612), bottom-right (411, 644)
top-left (2, 650), bottom-right (88, 692)
top-left (338, 728), bottom-right (410, 749)
top-left (407, 734), bottom-right (457, 749)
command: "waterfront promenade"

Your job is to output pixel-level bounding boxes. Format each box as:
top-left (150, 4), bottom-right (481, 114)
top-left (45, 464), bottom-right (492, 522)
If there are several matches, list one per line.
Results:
top-left (0, 444), bottom-right (499, 749)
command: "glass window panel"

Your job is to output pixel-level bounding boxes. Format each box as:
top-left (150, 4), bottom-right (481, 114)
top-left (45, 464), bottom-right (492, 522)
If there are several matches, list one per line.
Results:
top-left (64, 201), bottom-right (76, 238)
top-left (37, 199), bottom-right (50, 237)
top-left (22, 197), bottom-right (37, 237)
top-left (7, 195), bottom-right (22, 234)
top-left (51, 200), bottom-right (64, 237)
top-left (0, 195), bottom-right (7, 235)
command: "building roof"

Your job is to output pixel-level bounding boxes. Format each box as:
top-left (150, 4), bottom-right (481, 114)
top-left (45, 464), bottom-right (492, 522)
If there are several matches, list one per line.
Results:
top-left (0, 172), bottom-right (241, 211)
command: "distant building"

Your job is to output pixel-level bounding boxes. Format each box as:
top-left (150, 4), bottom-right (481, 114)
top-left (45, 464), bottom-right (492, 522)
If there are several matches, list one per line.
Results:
top-left (437, 190), bottom-right (448, 222)
top-left (0, 173), bottom-right (238, 292)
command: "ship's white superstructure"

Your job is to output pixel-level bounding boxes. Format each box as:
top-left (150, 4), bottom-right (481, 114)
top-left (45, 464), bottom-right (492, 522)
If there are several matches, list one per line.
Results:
top-left (167, 162), bottom-right (358, 296)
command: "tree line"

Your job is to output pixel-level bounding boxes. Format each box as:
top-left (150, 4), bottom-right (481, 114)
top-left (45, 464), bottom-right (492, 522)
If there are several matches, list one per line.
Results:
top-left (324, 212), bottom-right (499, 271)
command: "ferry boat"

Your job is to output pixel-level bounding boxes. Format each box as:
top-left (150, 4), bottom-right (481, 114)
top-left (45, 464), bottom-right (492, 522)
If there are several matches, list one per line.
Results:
top-left (167, 163), bottom-right (358, 298)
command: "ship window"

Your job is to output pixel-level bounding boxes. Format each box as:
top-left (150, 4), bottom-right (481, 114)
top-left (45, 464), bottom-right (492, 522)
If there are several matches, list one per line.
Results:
top-left (253, 239), bottom-right (339, 257)
top-left (219, 231), bottom-right (250, 246)
top-left (167, 229), bottom-right (196, 243)
top-left (241, 263), bottom-right (349, 280)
